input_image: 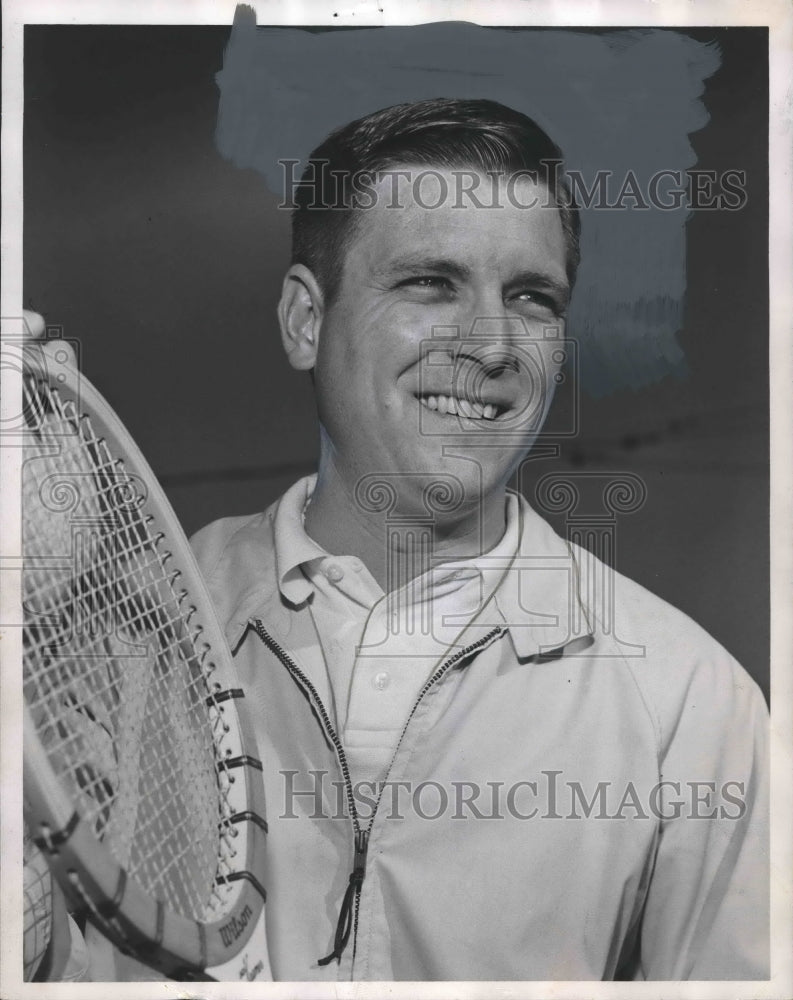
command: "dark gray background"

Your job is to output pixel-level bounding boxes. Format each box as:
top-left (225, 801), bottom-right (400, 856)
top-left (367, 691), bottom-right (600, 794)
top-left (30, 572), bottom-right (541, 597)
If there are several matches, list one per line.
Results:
top-left (23, 25), bottom-right (769, 700)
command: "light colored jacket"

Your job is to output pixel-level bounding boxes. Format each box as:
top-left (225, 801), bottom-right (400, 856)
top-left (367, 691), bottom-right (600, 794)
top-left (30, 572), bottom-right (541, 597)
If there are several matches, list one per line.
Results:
top-left (190, 489), bottom-right (769, 982)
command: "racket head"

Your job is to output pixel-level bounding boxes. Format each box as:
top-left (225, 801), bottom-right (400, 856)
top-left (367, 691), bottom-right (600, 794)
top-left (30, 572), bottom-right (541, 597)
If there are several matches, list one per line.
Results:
top-left (21, 339), bottom-right (268, 978)
top-left (23, 823), bottom-right (53, 981)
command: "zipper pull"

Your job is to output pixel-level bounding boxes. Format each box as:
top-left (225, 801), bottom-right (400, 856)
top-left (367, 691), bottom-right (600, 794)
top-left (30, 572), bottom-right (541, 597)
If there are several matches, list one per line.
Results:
top-left (318, 829), bottom-right (369, 966)
top-left (352, 828), bottom-right (369, 876)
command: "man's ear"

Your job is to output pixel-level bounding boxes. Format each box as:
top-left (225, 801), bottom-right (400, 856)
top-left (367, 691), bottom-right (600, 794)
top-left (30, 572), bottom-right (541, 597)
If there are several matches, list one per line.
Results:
top-left (278, 264), bottom-right (324, 371)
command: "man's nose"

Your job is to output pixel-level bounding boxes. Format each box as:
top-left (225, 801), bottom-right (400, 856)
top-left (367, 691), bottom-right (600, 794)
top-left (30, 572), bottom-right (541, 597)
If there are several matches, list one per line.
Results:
top-left (456, 315), bottom-right (530, 372)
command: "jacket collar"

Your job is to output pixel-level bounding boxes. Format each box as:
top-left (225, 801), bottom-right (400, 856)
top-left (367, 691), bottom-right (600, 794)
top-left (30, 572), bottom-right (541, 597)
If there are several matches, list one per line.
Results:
top-left (492, 496), bottom-right (595, 662)
top-left (203, 486), bottom-right (594, 661)
top-left (201, 504), bottom-right (291, 654)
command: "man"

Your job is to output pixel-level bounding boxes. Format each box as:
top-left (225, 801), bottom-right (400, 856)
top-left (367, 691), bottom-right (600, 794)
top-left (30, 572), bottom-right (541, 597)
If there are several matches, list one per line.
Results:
top-left (188, 98), bottom-right (769, 980)
top-left (31, 97), bottom-right (769, 981)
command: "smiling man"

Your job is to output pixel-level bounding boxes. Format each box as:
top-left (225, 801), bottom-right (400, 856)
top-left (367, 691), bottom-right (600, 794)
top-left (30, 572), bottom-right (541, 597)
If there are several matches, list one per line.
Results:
top-left (280, 130), bottom-right (571, 585)
top-left (184, 99), bottom-right (769, 982)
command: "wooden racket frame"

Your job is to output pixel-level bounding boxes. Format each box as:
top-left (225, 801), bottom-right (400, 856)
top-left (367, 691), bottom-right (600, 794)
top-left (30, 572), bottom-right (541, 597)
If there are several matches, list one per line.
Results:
top-left (22, 340), bottom-right (268, 979)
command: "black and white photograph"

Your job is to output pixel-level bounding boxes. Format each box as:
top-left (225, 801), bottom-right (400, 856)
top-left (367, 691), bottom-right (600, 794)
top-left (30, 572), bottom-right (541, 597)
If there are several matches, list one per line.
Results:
top-left (1, 0), bottom-right (790, 995)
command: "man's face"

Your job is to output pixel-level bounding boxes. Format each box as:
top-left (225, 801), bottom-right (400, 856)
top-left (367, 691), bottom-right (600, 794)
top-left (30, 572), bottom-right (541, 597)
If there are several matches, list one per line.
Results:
top-left (310, 168), bottom-right (570, 513)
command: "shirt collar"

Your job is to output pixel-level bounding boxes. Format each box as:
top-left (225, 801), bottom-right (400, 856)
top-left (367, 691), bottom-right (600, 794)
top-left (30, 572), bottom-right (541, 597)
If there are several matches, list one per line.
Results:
top-left (421, 492), bottom-right (521, 603)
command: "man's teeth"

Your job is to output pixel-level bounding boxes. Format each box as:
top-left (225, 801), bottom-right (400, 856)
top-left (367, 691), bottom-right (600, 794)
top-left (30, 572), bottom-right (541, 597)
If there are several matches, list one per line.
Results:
top-left (419, 394), bottom-right (498, 420)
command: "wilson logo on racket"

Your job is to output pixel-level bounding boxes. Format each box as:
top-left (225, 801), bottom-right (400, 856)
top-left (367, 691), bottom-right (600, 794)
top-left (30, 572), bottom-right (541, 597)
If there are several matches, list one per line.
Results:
top-left (219, 904), bottom-right (253, 947)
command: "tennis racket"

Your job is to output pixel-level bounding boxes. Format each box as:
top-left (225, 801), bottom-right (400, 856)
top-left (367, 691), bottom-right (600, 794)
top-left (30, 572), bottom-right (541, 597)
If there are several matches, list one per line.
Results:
top-left (21, 337), bottom-right (271, 982)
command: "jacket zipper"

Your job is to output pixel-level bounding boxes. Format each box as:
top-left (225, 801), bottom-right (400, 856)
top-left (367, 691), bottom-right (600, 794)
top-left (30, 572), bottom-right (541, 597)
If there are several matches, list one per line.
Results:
top-left (251, 617), bottom-right (503, 970)
top-left (365, 626), bottom-right (506, 824)
top-left (251, 619), bottom-right (365, 966)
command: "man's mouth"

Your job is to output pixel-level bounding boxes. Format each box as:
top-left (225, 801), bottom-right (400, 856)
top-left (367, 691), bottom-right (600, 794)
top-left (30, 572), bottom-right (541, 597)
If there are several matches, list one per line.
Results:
top-left (416, 393), bottom-right (505, 420)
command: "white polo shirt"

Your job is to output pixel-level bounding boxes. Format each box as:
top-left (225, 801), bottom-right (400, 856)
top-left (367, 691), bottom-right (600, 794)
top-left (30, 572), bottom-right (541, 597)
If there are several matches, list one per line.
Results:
top-left (273, 475), bottom-right (520, 786)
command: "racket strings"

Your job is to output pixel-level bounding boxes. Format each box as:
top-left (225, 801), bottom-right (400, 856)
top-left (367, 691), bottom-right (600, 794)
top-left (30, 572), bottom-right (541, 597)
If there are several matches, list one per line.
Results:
top-left (23, 375), bottom-right (241, 922)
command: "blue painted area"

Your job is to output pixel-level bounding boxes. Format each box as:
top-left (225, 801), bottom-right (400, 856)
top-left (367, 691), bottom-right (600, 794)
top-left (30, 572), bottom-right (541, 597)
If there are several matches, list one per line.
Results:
top-left (215, 17), bottom-right (720, 396)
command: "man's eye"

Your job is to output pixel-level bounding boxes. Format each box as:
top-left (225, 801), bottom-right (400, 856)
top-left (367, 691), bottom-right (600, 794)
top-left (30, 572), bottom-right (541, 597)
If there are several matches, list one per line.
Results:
top-left (400, 276), bottom-right (451, 290)
top-left (515, 290), bottom-right (564, 315)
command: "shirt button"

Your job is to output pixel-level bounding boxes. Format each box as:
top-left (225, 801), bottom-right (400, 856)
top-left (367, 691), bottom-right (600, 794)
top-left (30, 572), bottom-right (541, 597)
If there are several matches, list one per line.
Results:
top-left (350, 558), bottom-right (364, 573)
top-left (373, 671), bottom-right (391, 691)
top-left (324, 562), bottom-right (344, 583)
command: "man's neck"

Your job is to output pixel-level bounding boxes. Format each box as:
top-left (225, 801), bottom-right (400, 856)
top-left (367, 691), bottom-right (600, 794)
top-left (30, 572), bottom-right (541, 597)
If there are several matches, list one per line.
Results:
top-left (303, 460), bottom-right (509, 591)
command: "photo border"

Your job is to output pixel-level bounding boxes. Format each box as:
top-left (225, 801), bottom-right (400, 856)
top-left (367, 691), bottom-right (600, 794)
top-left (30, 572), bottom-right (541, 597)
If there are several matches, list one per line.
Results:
top-left (2, 2), bottom-right (790, 997)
